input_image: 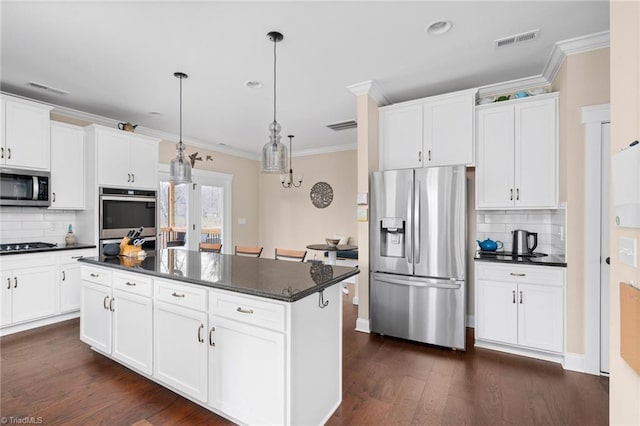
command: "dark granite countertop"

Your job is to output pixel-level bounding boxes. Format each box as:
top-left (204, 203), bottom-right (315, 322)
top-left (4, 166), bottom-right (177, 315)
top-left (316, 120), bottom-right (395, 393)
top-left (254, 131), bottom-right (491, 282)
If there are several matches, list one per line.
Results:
top-left (79, 249), bottom-right (360, 303)
top-left (474, 251), bottom-right (566, 267)
top-left (0, 243), bottom-right (96, 256)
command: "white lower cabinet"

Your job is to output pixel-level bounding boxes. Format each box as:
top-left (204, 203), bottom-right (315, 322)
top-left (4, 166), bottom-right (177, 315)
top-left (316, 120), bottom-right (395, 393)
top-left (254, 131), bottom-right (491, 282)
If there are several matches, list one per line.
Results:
top-left (80, 280), bottom-right (113, 354)
top-left (475, 262), bottom-right (565, 357)
top-left (208, 315), bottom-right (286, 425)
top-left (113, 289), bottom-right (153, 374)
top-left (153, 300), bottom-right (208, 402)
top-left (59, 249), bottom-right (96, 313)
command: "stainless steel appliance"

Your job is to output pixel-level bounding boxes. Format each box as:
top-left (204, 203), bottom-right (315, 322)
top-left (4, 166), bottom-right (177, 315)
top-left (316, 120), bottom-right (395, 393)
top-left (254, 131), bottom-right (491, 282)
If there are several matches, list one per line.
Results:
top-left (0, 168), bottom-right (50, 207)
top-left (0, 242), bottom-right (57, 254)
top-left (370, 166), bottom-right (466, 349)
top-left (99, 187), bottom-right (156, 247)
top-left (512, 229), bottom-right (538, 255)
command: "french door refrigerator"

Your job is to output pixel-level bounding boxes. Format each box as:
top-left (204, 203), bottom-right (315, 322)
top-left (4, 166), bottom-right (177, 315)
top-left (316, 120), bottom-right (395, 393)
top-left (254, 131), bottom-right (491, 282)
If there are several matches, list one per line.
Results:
top-left (370, 166), bottom-right (466, 349)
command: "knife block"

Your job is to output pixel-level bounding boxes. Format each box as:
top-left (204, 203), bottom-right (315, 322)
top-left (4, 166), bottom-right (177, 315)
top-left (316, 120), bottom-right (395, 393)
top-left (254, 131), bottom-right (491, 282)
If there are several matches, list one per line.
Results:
top-left (119, 237), bottom-right (142, 258)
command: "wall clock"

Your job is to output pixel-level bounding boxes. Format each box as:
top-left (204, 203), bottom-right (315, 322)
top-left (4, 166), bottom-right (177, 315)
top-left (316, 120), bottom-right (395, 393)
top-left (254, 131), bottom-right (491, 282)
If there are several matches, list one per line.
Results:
top-left (310, 182), bottom-right (333, 208)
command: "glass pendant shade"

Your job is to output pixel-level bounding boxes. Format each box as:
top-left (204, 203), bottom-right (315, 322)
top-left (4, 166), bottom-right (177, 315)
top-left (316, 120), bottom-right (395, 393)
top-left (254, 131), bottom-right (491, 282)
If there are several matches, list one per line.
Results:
top-left (169, 141), bottom-right (192, 183)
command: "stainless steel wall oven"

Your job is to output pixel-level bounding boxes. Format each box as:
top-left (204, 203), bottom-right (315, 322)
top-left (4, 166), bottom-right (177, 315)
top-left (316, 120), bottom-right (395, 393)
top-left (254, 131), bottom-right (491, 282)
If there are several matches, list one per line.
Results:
top-left (99, 187), bottom-right (156, 241)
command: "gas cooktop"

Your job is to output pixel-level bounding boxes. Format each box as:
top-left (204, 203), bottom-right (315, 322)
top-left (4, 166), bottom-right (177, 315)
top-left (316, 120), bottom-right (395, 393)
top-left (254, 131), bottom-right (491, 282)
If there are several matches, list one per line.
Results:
top-left (0, 242), bottom-right (58, 253)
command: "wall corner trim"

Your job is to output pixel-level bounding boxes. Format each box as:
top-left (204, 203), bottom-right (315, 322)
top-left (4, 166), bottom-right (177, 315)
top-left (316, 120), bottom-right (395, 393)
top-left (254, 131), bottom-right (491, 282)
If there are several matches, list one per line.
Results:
top-left (355, 318), bottom-right (371, 333)
top-left (543, 31), bottom-right (611, 83)
top-left (466, 314), bottom-right (475, 328)
top-left (346, 80), bottom-right (391, 107)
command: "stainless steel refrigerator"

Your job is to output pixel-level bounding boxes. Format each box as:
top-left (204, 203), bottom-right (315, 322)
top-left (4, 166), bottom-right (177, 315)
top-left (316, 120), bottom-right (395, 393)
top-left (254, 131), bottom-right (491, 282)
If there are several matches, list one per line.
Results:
top-left (370, 166), bottom-right (466, 349)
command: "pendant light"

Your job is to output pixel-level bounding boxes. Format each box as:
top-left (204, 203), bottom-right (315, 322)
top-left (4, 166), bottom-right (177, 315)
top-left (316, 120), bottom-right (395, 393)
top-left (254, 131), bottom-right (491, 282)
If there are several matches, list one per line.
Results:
top-left (261, 31), bottom-right (288, 174)
top-left (281, 135), bottom-right (302, 188)
top-left (169, 71), bottom-right (192, 184)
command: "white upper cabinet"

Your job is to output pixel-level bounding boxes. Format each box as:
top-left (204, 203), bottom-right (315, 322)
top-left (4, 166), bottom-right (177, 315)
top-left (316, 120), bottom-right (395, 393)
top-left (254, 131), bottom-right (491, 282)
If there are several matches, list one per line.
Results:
top-left (379, 88), bottom-right (476, 170)
top-left (50, 122), bottom-right (85, 209)
top-left (87, 125), bottom-right (159, 189)
top-left (476, 93), bottom-right (559, 209)
top-left (1, 95), bottom-right (53, 170)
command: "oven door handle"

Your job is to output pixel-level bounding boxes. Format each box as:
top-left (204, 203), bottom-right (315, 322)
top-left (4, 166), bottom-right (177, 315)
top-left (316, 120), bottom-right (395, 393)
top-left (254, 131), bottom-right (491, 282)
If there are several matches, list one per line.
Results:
top-left (100, 196), bottom-right (156, 203)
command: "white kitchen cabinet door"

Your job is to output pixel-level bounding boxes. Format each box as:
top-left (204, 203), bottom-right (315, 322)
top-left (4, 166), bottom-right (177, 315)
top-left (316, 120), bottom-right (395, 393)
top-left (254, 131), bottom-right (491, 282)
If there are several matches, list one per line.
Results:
top-left (514, 98), bottom-right (558, 208)
top-left (475, 279), bottom-right (518, 345)
top-left (50, 122), bottom-right (85, 209)
top-left (208, 316), bottom-right (285, 425)
top-left (11, 265), bottom-right (56, 324)
top-left (97, 130), bottom-right (131, 187)
top-left (476, 105), bottom-right (515, 209)
top-left (1, 271), bottom-right (12, 327)
top-left (2, 96), bottom-right (52, 170)
top-left (130, 138), bottom-right (158, 189)
top-left (379, 104), bottom-right (423, 170)
top-left (112, 289), bottom-right (153, 374)
top-left (517, 283), bottom-right (563, 352)
top-left (80, 280), bottom-right (112, 354)
top-left (60, 262), bottom-right (82, 313)
top-left (423, 92), bottom-right (475, 167)
top-left (153, 301), bottom-right (208, 402)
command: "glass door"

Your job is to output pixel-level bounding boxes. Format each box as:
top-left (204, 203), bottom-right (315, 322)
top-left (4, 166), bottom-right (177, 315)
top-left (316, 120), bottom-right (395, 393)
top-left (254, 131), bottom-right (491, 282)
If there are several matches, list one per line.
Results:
top-left (158, 167), bottom-right (232, 253)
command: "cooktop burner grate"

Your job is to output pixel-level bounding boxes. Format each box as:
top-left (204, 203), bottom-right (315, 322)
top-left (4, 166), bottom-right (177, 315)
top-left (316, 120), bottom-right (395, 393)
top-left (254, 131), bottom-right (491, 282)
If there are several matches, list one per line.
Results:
top-left (0, 242), bottom-right (58, 252)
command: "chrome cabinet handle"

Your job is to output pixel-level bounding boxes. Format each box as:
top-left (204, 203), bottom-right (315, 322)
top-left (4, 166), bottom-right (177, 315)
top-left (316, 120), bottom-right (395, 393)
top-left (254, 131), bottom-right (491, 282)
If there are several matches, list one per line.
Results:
top-left (0, 147), bottom-right (3, 159)
top-left (14, 277), bottom-right (17, 288)
top-left (418, 151), bottom-right (422, 163)
top-left (6, 278), bottom-right (10, 289)
top-left (510, 272), bottom-right (526, 276)
top-left (197, 324), bottom-right (204, 343)
top-left (71, 255), bottom-right (84, 259)
top-left (209, 326), bottom-right (216, 346)
top-left (131, 173), bottom-right (135, 183)
top-left (516, 188), bottom-right (520, 201)
top-left (90, 273), bottom-right (99, 277)
top-left (236, 307), bottom-right (254, 314)
top-left (510, 188), bottom-right (513, 201)
top-left (7, 148), bottom-right (11, 159)
top-left (127, 173), bottom-right (131, 182)
top-left (125, 281), bottom-right (136, 286)
top-left (52, 192), bottom-right (56, 203)
top-left (172, 292), bottom-right (185, 298)
top-left (103, 295), bottom-right (110, 310)
top-left (109, 298), bottom-right (115, 312)
top-left (62, 271), bottom-right (66, 281)
top-left (428, 149), bottom-right (431, 162)
top-left (519, 291), bottom-right (523, 304)
top-left (512, 290), bottom-right (516, 304)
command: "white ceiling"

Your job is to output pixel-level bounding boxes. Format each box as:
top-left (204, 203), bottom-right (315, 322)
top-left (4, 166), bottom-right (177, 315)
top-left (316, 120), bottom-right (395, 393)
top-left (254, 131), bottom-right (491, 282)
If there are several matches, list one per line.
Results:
top-left (1, 1), bottom-right (609, 159)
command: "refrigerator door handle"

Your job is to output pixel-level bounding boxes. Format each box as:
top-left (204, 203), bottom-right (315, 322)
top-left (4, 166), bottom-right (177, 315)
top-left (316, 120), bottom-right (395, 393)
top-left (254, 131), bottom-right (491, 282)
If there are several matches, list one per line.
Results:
top-left (414, 178), bottom-right (420, 264)
top-left (406, 182), bottom-right (413, 264)
top-left (373, 274), bottom-right (462, 290)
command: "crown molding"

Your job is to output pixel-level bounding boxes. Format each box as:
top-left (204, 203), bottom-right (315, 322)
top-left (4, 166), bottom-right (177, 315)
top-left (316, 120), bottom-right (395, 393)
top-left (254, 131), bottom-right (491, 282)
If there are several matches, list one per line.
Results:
top-left (293, 143), bottom-right (357, 157)
top-left (346, 80), bottom-right (391, 106)
top-left (542, 30), bottom-right (610, 83)
top-left (477, 75), bottom-right (550, 98)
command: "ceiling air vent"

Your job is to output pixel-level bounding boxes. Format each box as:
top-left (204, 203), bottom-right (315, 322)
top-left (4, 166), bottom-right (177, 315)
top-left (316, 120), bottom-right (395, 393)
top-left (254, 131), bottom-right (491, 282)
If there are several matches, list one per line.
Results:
top-left (327, 120), bottom-right (357, 131)
top-left (27, 81), bottom-right (69, 95)
top-left (494, 29), bottom-right (540, 49)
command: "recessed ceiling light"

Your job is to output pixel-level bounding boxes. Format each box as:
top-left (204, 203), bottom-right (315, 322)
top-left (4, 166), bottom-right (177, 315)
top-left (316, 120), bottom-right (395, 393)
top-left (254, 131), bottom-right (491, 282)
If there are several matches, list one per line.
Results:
top-left (426, 20), bottom-right (452, 36)
top-left (245, 80), bottom-right (263, 89)
top-left (219, 142), bottom-right (227, 146)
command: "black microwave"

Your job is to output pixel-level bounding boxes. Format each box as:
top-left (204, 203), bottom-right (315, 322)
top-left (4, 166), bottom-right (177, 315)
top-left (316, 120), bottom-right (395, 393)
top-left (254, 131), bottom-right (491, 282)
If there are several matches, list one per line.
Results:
top-left (0, 167), bottom-right (50, 207)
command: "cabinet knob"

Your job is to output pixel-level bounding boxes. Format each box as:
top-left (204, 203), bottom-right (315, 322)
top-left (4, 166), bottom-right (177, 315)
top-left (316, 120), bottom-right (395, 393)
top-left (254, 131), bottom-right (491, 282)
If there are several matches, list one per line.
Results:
top-left (428, 150), bottom-right (432, 162)
top-left (510, 188), bottom-right (513, 201)
top-left (516, 188), bottom-right (520, 201)
top-left (90, 273), bottom-right (99, 278)
top-left (127, 173), bottom-right (131, 182)
top-left (171, 292), bottom-right (185, 298)
top-left (510, 272), bottom-right (526, 277)
top-left (519, 291), bottom-right (523, 304)
top-left (0, 147), bottom-right (3, 159)
top-left (418, 151), bottom-right (422, 163)
top-left (125, 281), bottom-right (136, 286)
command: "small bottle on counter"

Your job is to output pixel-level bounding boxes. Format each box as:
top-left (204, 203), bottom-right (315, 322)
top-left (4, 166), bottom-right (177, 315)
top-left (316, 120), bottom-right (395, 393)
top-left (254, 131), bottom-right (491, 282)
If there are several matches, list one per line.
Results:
top-left (65, 224), bottom-right (76, 246)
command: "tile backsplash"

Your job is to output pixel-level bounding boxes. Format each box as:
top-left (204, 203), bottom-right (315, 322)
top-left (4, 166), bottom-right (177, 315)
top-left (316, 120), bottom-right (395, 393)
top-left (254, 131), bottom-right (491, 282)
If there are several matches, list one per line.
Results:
top-left (476, 208), bottom-right (566, 255)
top-left (0, 207), bottom-right (78, 245)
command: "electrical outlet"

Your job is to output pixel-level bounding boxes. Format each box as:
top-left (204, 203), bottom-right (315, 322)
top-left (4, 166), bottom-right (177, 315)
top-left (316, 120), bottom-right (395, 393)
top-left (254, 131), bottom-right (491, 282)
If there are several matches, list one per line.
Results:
top-left (238, 217), bottom-right (246, 225)
top-left (619, 237), bottom-right (637, 268)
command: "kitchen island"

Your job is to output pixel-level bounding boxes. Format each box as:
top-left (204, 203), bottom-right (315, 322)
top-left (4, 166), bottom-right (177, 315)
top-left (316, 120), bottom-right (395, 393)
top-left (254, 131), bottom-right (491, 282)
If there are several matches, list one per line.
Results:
top-left (79, 249), bottom-right (359, 425)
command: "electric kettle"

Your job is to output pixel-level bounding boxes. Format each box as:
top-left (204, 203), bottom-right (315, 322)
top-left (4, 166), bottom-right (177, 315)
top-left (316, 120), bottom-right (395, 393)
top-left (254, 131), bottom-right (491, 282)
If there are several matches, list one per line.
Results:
top-left (512, 229), bottom-right (538, 255)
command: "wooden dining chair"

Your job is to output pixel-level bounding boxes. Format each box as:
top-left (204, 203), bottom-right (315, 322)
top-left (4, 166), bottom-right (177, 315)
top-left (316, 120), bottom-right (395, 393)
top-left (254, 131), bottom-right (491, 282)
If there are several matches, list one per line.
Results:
top-left (199, 243), bottom-right (222, 253)
top-left (234, 245), bottom-right (263, 257)
top-left (274, 248), bottom-right (307, 262)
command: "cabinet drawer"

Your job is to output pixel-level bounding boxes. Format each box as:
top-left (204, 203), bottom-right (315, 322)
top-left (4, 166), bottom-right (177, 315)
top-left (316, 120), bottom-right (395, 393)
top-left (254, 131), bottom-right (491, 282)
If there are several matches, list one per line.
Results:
top-left (59, 249), bottom-right (96, 264)
top-left (209, 291), bottom-right (286, 332)
top-left (81, 266), bottom-right (111, 286)
top-left (476, 263), bottom-right (564, 285)
top-left (155, 279), bottom-right (206, 311)
top-left (113, 272), bottom-right (152, 297)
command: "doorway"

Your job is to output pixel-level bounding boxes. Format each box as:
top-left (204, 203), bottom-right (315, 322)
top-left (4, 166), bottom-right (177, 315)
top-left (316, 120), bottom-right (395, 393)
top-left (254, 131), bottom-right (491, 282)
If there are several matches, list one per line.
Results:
top-left (158, 166), bottom-right (232, 253)
top-left (600, 123), bottom-right (610, 374)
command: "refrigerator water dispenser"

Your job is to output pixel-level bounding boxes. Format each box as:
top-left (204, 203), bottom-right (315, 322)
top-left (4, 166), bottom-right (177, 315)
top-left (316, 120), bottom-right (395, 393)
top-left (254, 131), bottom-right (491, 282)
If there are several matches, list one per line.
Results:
top-left (380, 217), bottom-right (405, 258)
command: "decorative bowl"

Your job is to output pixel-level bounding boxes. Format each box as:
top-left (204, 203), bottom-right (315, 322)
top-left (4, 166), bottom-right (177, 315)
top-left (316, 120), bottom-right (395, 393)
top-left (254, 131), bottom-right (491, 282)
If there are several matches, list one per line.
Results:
top-left (325, 238), bottom-right (340, 247)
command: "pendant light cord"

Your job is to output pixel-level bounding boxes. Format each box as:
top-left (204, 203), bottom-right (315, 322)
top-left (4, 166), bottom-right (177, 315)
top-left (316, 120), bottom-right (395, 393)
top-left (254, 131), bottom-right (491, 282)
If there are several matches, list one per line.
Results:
top-left (179, 75), bottom-right (183, 144)
top-left (273, 37), bottom-right (277, 128)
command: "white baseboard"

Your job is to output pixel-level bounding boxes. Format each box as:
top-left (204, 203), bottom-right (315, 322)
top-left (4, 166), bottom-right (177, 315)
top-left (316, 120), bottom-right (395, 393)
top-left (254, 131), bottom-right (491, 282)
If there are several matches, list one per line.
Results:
top-left (475, 339), bottom-right (564, 365)
top-left (0, 311), bottom-right (79, 336)
top-left (352, 296), bottom-right (359, 305)
top-left (466, 314), bottom-right (475, 328)
top-left (355, 318), bottom-right (370, 333)
top-left (563, 352), bottom-right (586, 373)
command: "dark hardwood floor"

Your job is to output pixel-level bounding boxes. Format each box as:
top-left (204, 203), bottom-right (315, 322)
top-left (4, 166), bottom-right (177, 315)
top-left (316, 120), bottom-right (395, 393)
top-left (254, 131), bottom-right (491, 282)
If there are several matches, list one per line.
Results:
top-left (1, 284), bottom-right (608, 425)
